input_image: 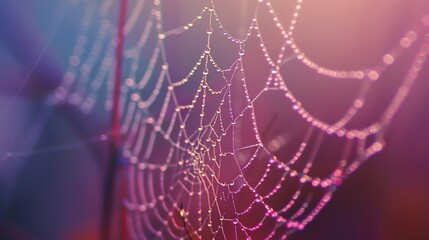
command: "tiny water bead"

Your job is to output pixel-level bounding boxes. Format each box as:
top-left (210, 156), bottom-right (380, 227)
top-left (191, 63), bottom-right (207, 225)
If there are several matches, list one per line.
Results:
top-left (239, 49), bottom-right (245, 56)
top-left (206, 27), bottom-right (213, 35)
top-left (158, 33), bottom-right (166, 39)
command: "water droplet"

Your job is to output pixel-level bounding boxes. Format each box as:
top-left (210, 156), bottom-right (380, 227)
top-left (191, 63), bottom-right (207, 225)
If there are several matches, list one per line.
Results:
top-left (383, 54), bottom-right (394, 65)
top-left (368, 70), bottom-right (379, 80)
top-left (400, 37), bottom-right (411, 48)
top-left (208, 4), bottom-right (215, 12)
top-left (205, 46), bottom-right (211, 54)
top-left (158, 33), bottom-right (166, 39)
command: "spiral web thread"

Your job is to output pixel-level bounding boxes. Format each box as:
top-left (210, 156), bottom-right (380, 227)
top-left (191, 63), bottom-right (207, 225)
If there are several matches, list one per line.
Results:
top-left (51, 0), bottom-right (429, 239)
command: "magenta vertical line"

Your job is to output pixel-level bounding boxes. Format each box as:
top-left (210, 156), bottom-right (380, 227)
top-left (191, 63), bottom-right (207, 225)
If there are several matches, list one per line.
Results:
top-left (102, 0), bottom-right (128, 239)
top-left (112, 1), bottom-right (128, 145)
top-left (113, 0), bottom-right (129, 238)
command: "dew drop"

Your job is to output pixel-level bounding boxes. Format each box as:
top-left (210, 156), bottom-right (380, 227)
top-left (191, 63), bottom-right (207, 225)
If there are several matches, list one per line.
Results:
top-left (205, 46), bottom-right (211, 54)
top-left (158, 33), bottom-right (166, 39)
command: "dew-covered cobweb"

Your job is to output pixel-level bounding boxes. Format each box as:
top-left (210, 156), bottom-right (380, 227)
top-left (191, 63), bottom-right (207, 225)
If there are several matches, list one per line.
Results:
top-left (6, 0), bottom-right (429, 239)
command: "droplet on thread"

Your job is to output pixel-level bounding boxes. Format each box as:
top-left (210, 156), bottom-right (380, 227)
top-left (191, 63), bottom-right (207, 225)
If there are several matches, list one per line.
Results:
top-left (158, 33), bottom-right (166, 39)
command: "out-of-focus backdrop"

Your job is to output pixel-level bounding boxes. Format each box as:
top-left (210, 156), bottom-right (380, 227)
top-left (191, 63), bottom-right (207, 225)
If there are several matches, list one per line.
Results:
top-left (0, 0), bottom-right (428, 239)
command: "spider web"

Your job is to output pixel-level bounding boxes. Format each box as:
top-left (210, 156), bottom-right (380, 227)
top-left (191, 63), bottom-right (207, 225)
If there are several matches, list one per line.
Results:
top-left (43, 0), bottom-right (429, 239)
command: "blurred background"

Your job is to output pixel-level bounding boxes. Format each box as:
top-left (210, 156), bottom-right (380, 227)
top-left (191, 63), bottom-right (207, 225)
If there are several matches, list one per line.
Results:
top-left (0, 0), bottom-right (428, 239)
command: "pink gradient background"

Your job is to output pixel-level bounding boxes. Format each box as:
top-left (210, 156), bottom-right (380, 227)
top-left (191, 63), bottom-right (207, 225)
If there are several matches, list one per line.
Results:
top-left (0, 0), bottom-right (428, 239)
